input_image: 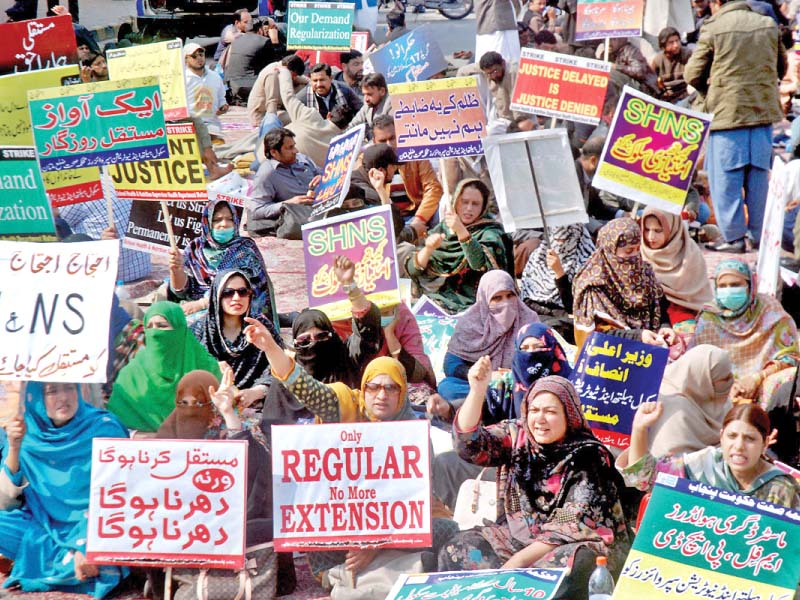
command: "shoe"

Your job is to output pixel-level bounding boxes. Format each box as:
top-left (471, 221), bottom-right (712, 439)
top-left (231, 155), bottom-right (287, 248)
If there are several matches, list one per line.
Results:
top-left (705, 238), bottom-right (746, 253)
top-left (412, 4), bottom-right (426, 12)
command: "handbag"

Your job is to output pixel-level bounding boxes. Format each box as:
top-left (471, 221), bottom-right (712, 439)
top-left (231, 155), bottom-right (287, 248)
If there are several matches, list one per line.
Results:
top-left (452, 467), bottom-right (498, 530)
top-left (276, 203), bottom-right (314, 239)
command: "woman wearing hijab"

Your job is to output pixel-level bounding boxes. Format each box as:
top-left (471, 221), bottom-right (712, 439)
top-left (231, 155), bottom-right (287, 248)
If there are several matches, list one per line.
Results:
top-left (107, 301), bottom-right (221, 434)
top-left (438, 270), bottom-right (539, 404)
top-left (0, 382), bottom-right (128, 597)
top-left (168, 198), bottom-right (279, 323)
top-left (192, 269), bottom-right (282, 410)
top-left (572, 217), bottom-right (664, 348)
top-left (404, 179), bottom-right (509, 314)
top-left (440, 363), bottom-right (630, 595)
top-left (640, 207), bottom-right (713, 328)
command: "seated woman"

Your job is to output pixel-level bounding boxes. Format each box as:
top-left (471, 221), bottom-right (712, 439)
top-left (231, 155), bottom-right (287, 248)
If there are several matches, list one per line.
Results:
top-left (168, 198), bottom-right (279, 323)
top-left (380, 302), bottom-right (436, 388)
top-left (640, 207), bottom-right (713, 330)
top-left (0, 382), bottom-right (128, 597)
top-left (403, 179), bottom-right (508, 314)
top-left (439, 363), bottom-right (630, 598)
top-left (107, 301), bottom-right (221, 434)
top-left (619, 402), bottom-right (800, 508)
top-left (438, 270), bottom-right (538, 405)
top-left (572, 217), bottom-right (665, 348)
top-left (191, 268), bottom-right (283, 412)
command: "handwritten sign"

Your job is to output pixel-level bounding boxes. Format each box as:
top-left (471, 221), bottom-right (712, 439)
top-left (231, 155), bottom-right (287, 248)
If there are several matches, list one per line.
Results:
top-left (272, 420), bottom-right (431, 551)
top-left (614, 474), bottom-right (800, 600)
top-left (0, 146), bottom-right (57, 240)
top-left (484, 128), bottom-right (588, 232)
top-left (310, 124), bottom-right (365, 218)
top-left (108, 122), bottom-right (206, 202)
top-left (368, 27), bottom-right (448, 85)
top-left (0, 15), bottom-right (78, 76)
top-left (0, 239), bottom-right (119, 382)
top-left (28, 76), bottom-right (168, 172)
top-left (107, 39), bottom-right (189, 122)
top-left (757, 156), bottom-right (787, 297)
top-left (286, 1), bottom-right (355, 50)
top-left (87, 438), bottom-right (247, 569)
top-left (576, 0), bottom-right (644, 41)
top-left (42, 166), bottom-right (104, 207)
top-left (387, 568), bottom-right (566, 600)
top-left (593, 86), bottom-right (711, 215)
top-left (511, 48), bottom-right (610, 125)
top-left (570, 332), bottom-right (667, 448)
top-left (301, 204), bottom-right (400, 321)
top-left (389, 77), bottom-right (486, 161)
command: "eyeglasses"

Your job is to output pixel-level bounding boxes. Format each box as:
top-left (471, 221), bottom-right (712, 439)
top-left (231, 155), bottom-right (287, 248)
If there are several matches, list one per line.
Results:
top-left (294, 330), bottom-right (333, 348)
top-left (220, 287), bottom-right (252, 300)
top-left (364, 382), bottom-right (401, 395)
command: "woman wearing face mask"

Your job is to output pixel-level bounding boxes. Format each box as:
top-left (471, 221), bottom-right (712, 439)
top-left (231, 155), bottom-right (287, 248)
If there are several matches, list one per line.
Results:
top-left (107, 302), bottom-right (221, 434)
top-left (437, 270), bottom-right (539, 406)
top-left (169, 199), bottom-right (279, 323)
top-left (619, 402), bottom-right (800, 508)
top-left (693, 260), bottom-right (799, 407)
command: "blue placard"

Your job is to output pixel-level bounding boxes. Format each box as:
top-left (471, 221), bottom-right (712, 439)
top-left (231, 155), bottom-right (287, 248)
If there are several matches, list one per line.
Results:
top-left (367, 26), bottom-right (449, 85)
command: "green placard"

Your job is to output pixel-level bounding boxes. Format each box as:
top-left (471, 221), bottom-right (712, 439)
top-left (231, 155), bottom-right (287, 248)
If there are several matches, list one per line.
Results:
top-left (0, 146), bottom-right (56, 240)
top-left (287, 1), bottom-right (355, 50)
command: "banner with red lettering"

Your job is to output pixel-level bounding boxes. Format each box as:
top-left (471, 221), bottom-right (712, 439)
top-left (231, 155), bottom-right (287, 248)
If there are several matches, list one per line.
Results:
top-left (0, 15), bottom-right (78, 75)
top-left (272, 420), bottom-right (432, 552)
top-left (87, 438), bottom-right (247, 569)
top-left (511, 48), bottom-right (610, 125)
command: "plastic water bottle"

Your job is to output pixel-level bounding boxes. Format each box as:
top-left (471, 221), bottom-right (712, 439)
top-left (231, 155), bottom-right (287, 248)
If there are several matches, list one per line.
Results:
top-left (587, 555), bottom-right (615, 600)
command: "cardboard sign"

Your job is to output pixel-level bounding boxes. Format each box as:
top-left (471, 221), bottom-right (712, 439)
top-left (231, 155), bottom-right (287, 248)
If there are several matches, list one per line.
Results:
top-left (302, 204), bottom-right (401, 321)
top-left (310, 124), bottom-right (365, 218)
top-left (87, 439), bottom-right (247, 569)
top-left (483, 128), bottom-right (588, 232)
top-left (108, 122), bottom-right (206, 201)
top-left (272, 420), bottom-right (432, 551)
top-left (42, 167), bottom-right (104, 207)
top-left (593, 86), bottom-right (712, 215)
top-left (389, 76), bottom-right (486, 161)
top-left (368, 27), bottom-right (448, 85)
top-left (0, 15), bottom-right (78, 75)
top-left (757, 156), bottom-right (787, 297)
top-left (286, 1), bottom-right (355, 50)
top-left (511, 48), bottom-right (610, 125)
top-left (107, 39), bottom-right (189, 122)
top-left (388, 568), bottom-right (567, 600)
top-left (614, 474), bottom-right (800, 599)
top-left (570, 332), bottom-right (668, 448)
top-left (0, 146), bottom-right (57, 240)
top-left (576, 0), bottom-right (644, 41)
top-left (0, 239), bottom-right (119, 382)
top-left (28, 76), bottom-right (168, 171)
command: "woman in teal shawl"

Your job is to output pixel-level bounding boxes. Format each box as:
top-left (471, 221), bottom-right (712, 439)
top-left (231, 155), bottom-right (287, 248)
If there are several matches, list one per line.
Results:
top-left (107, 301), bottom-right (221, 433)
top-left (404, 178), bottom-right (508, 314)
top-left (0, 382), bottom-right (129, 597)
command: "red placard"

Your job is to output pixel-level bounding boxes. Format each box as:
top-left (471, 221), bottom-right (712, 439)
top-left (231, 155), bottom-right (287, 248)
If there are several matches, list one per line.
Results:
top-left (0, 15), bottom-right (78, 75)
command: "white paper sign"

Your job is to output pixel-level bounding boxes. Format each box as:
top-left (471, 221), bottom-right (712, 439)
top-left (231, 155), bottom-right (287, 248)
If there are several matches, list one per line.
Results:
top-left (87, 438), bottom-right (248, 569)
top-left (757, 156), bottom-right (788, 297)
top-left (0, 239), bottom-right (119, 382)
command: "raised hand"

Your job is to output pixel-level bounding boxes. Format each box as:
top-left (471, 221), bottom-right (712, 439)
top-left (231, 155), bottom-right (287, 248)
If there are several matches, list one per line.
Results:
top-left (333, 255), bottom-right (356, 285)
top-left (244, 317), bottom-right (277, 351)
top-left (468, 355), bottom-right (493, 392)
top-left (632, 401), bottom-right (663, 432)
top-left (209, 363), bottom-right (237, 417)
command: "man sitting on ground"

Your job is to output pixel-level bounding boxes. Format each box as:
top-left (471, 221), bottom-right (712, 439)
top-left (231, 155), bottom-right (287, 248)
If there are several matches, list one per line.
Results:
top-left (295, 63), bottom-right (363, 120)
top-left (348, 73), bottom-right (393, 140)
top-left (334, 50), bottom-right (365, 97)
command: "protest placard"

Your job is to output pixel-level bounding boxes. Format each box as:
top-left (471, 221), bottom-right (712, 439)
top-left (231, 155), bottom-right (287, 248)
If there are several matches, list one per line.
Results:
top-left (302, 204), bottom-right (400, 321)
top-left (414, 314), bottom-right (457, 383)
top-left (757, 157), bottom-right (787, 297)
top-left (310, 125), bottom-right (365, 218)
top-left (42, 166), bottom-right (104, 207)
top-left (0, 239), bottom-right (119, 382)
top-left (410, 294), bottom-right (450, 319)
top-left (389, 77), bottom-right (486, 161)
top-left (28, 76), bottom-right (168, 171)
top-left (570, 331), bottom-right (668, 448)
top-left (123, 200), bottom-right (214, 255)
top-left (592, 86), bottom-right (712, 215)
top-left (614, 474), bottom-right (800, 600)
top-left (207, 171), bottom-right (251, 209)
top-left (286, 1), bottom-right (355, 50)
top-left (351, 31), bottom-right (369, 53)
top-left (87, 438), bottom-right (247, 569)
top-left (483, 128), bottom-right (588, 232)
top-left (0, 15), bottom-right (78, 75)
top-left (576, 0), bottom-right (644, 41)
top-left (106, 39), bottom-right (189, 122)
top-left (0, 146), bottom-right (57, 240)
top-left (107, 122), bottom-right (206, 201)
top-left (368, 27), bottom-right (448, 85)
top-left (511, 48), bottom-right (610, 125)
top-left (272, 420), bottom-right (431, 551)
top-left (387, 568), bottom-right (566, 600)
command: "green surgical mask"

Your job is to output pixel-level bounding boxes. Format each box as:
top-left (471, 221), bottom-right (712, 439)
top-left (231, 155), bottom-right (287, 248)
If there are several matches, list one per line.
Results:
top-left (211, 227), bottom-right (235, 244)
top-left (716, 286), bottom-right (748, 312)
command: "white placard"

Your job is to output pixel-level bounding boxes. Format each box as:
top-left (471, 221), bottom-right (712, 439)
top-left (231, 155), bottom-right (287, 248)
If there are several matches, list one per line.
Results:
top-left (757, 156), bottom-right (788, 297)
